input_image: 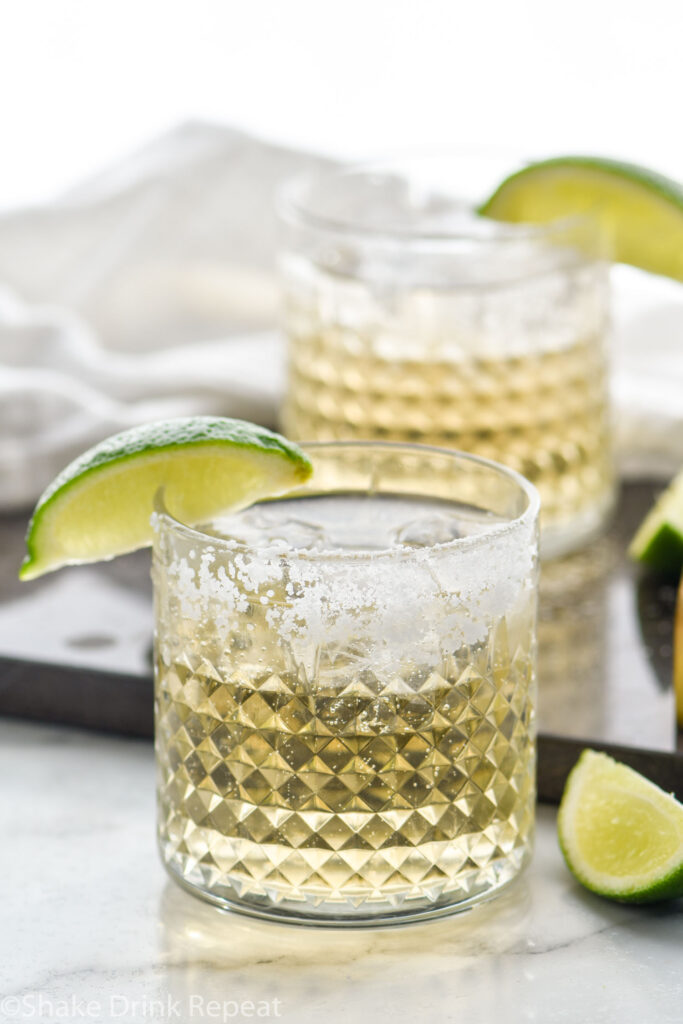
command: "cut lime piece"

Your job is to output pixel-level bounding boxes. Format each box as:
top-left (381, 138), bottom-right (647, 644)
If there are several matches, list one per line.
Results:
top-left (558, 750), bottom-right (683, 904)
top-left (479, 156), bottom-right (683, 282)
top-left (629, 469), bottom-right (683, 574)
top-left (20, 417), bottom-right (313, 581)
top-left (675, 575), bottom-right (683, 728)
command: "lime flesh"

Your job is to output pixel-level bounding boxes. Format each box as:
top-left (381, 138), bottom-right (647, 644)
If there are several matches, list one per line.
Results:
top-left (20, 417), bottom-right (313, 581)
top-left (479, 156), bottom-right (683, 282)
top-left (629, 469), bottom-right (683, 575)
top-left (558, 750), bottom-right (683, 904)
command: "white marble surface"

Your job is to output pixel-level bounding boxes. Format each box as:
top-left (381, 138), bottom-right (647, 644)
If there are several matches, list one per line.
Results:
top-left (1, 719), bottom-right (681, 1024)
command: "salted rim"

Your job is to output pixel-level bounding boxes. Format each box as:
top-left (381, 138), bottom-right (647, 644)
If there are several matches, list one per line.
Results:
top-left (153, 440), bottom-right (540, 564)
top-left (277, 157), bottom-right (600, 246)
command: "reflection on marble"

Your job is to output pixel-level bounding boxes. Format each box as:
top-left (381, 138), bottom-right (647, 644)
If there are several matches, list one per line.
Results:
top-left (0, 719), bottom-right (681, 1024)
top-left (538, 533), bottom-right (616, 738)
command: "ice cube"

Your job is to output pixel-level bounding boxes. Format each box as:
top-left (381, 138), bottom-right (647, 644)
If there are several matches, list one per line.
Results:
top-left (394, 514), bottom-right (462, 548)
top-left (209, 509), bottom-right (327, 551)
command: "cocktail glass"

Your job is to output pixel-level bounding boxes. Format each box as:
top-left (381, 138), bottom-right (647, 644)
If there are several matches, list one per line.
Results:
top-left (154, 441), bottom-right (539, 925)
top-left (279, 157), bottom-right (613, 559)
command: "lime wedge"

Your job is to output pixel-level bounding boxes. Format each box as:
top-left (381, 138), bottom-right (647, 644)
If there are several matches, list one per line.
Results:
top-left (558, 750), bottom-right (683, 904)
top-left (479, 156), bottom-right (683, 282)
top-left (675, 575), bottom-right (683, 728)
top-left (629, 469), bottom-right (683, 574)
top-left (20, 417), bottom-right (313, 581)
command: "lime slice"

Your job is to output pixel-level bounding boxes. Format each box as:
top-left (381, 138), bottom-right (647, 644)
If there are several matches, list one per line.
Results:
top-left (675, 575), bottom-right (683, 728)
top-left (20, 417), bottom-right (313, 581)
top-left (629, 469), bottom-right (683, 574)
top-left (558, 749), bottom-right (683, 904)
top-left (479, 156), bottom-right (683, 282)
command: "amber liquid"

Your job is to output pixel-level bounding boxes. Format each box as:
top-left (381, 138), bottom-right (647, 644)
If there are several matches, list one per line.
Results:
top-left (281, 257), bottom-right (614, 554)
top-left (156, 496), bottom-right (536, 920)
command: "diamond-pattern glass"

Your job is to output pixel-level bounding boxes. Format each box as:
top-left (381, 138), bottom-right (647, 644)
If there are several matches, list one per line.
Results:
top-left (157, 628), bottom-right (535, 919)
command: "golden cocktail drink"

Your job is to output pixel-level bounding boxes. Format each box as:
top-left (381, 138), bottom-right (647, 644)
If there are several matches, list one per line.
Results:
top-left (280, 160), bottom-right (613, 558)
top-left (154, 443), bottom-right (539, 924)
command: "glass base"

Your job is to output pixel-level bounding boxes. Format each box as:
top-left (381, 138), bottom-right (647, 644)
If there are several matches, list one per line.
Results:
top-left (161, 845), bottom-right (533, 928)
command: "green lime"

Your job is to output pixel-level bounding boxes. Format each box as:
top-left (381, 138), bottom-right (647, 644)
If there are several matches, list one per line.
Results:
top-left (20, 417), bottom-right (313, 581)
top-left (558, 749), bottom-right (683, 904)
top-left (629, 469), bottom-right (683, 574)
top-left (479, 156), bottom-right (683, 281)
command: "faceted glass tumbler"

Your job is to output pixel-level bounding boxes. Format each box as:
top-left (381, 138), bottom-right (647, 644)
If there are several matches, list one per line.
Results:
top-left (153, 442), bottom-right (540, 926)
top-left (279, 157), bottom-right (615, 559)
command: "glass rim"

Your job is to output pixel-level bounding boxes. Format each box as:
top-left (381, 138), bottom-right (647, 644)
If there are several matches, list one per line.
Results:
top-left (153, 440), bottom-right (540, 563)
top-left (277, 156), bottom-right (602, 247)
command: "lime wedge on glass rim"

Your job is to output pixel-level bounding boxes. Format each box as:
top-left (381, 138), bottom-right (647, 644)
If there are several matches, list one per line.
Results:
top-left (479, 156), bottom-right (683, 282)
top-left (629, 468), bottom-right (683, 575)
top-left (558, 750), bottom-right (683, 904)
top-left (19, 417), bottom-right (313, 581)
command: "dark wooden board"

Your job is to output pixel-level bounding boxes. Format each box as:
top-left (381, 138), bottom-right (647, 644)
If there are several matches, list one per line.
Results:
top-left (1, 481), bottom-right (681, 802)
top-left (537, 734), bottom-right (682, 803)
top-left (1, 652), bottom-right (680, 802)
top-left (0, 655), bottom-right (153, 737)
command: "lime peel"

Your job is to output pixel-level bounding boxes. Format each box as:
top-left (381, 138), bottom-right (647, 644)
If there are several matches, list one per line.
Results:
top-left (558, 750), bottom-right (683, 904)
top-left (479, 156), bottom-right (683, 282)
top-left (629, 469), bottom-right (683, 574)
top-left (20, 417), bottom-right (313, 581)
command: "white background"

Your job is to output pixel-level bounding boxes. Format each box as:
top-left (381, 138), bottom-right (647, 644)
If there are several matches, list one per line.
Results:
top-left (0, 0), bottom-right (680, 209)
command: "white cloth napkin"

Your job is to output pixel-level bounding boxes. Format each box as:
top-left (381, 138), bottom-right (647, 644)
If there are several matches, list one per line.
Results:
top-left (0, 121), bottom-right (681, 508)
top-left (0, 123), bottom-right (332, 507)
